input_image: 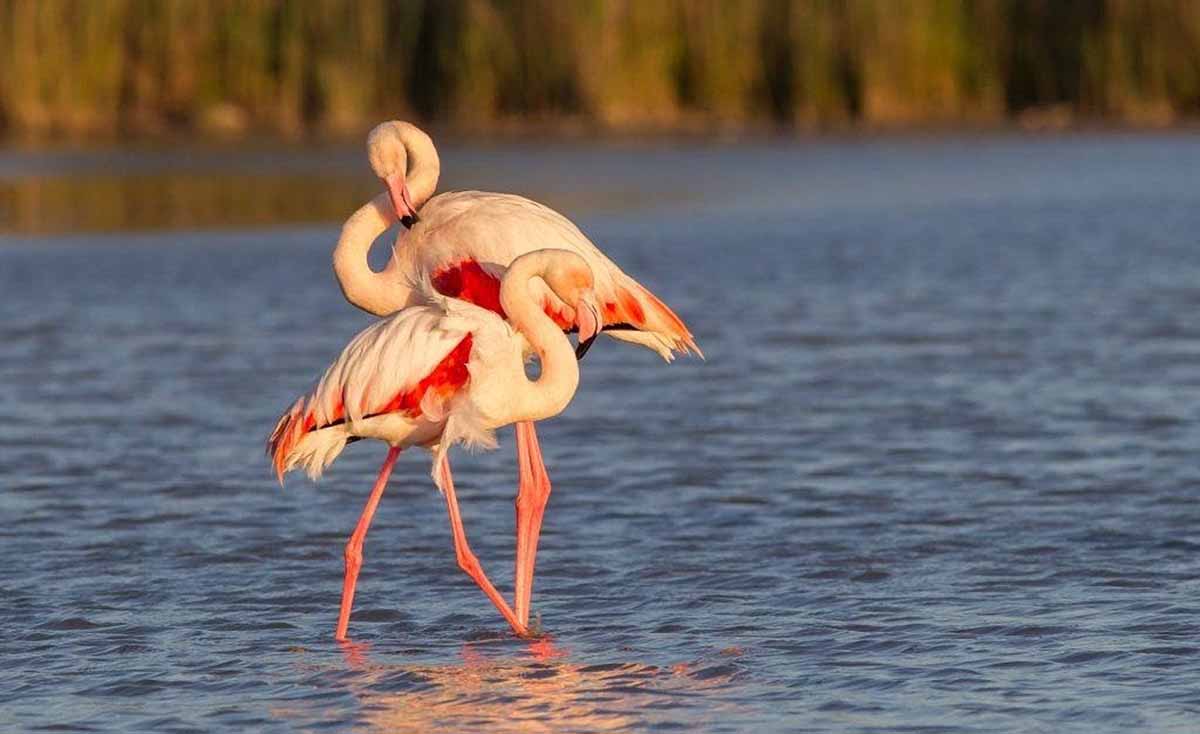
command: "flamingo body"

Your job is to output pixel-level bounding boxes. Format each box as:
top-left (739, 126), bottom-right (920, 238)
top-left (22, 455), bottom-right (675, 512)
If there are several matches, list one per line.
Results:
top-left (410, 192), bottom-right (697, 357)
top-left (336, 122), bottom-right (700, 360)
top-left (326, 122), bottom-right (700, 635)
top-left (268, 307), bottom-right (482, 482)
top-left (269, 250), bottom-right (601, 639)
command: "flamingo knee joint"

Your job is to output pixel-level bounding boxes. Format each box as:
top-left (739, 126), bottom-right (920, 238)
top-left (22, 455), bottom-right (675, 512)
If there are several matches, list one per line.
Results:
top-left (344, 542), bottom-right (363, 570)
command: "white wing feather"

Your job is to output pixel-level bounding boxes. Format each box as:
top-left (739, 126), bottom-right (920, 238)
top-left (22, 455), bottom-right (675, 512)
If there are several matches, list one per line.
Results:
top-left (311, 306), bottom-right (469, 428)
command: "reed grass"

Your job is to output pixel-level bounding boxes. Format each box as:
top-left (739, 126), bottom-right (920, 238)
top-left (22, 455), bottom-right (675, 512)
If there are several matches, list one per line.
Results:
top-left (1, 0), bottom-right (1198, 138)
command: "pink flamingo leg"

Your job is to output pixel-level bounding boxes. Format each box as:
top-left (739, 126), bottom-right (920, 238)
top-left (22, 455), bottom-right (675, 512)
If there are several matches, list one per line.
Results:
top-left (335, 445), bottom-right (401, 641)
top-left (513, 420), bottom-right (552, 628)
top-left (436, 454), bottom-right (528, 636)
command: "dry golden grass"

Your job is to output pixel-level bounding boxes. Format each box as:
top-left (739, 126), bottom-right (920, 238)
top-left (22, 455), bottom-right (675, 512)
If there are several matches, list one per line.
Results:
top-left (1, 0), bottom-right (1198, 138)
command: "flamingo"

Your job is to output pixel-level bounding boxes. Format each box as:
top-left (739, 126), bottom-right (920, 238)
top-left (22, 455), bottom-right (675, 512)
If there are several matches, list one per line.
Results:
top-left (332, 120), bottom-right (700, 628)
top-left (268, 250), bottom-right (601, 639)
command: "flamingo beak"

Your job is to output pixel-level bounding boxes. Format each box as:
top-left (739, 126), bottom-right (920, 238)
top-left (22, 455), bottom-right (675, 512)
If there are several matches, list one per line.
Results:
top-left (384, 173), bottom-right (420, 227)
top-left (574, 292), bottom-right (602, 360)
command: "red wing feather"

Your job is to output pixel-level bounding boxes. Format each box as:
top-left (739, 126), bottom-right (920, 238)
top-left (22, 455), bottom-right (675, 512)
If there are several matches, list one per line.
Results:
top-left (433, 261), bottom-right (505, 317)
top-left (432, 260), bottom-right (575, 329)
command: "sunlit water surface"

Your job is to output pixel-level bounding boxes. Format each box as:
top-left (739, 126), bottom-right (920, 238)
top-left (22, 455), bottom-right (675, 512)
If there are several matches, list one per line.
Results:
top-left (2, 135), bottom-right (1199, 732)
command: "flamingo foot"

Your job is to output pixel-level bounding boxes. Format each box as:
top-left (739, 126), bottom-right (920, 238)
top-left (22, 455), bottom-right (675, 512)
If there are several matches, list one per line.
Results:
top-left (524, 611), bottom-right (545, 638)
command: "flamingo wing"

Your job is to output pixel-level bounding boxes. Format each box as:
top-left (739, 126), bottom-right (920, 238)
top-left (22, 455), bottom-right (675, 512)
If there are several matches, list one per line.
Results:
top-left (267, 306), bottom-right (475, 481)
top-left (413, 192), bottom-right (699, 359)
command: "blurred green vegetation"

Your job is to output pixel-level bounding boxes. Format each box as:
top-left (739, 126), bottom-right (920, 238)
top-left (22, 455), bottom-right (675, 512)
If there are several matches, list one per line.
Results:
top-left (2, 0), bottom-right (1199, 138)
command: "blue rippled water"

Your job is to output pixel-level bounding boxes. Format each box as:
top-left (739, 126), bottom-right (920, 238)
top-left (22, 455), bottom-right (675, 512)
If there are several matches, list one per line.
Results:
top-left (1, 134), bottom-right (1198, 732)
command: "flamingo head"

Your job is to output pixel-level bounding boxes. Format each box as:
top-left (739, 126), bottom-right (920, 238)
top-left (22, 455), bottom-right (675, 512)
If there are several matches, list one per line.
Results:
top-left (539, 253), bottom-right (602, 359)
top-left (367, 121), bottom-right (420, 226)
top-left (573, 291), bottom-right (601, 357)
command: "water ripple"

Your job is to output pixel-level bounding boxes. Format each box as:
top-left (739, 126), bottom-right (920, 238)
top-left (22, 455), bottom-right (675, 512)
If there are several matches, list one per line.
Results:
top-left (4, 136), bottom-right (1200, 732)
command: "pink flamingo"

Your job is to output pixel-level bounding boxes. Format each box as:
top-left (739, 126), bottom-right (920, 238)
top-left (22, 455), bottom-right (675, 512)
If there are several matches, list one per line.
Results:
top-left (269, 250), bottom-right (601, 639)
top-left (332, 121), bottom-right (700, 627)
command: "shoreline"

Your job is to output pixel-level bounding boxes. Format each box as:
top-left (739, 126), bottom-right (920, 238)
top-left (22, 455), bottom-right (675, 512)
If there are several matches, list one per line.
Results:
top-left (1, 116), bottom-right (1197, 154)
top-left (2, 131), bottom-right (1197, 237)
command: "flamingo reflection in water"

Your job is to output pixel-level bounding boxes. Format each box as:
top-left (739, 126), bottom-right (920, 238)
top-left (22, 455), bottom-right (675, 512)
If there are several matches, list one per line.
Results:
top-left (327, 639), bottom-right (749, 734)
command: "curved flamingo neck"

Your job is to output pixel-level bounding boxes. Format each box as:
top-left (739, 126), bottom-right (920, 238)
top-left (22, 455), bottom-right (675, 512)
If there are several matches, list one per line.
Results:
top-left (401, 124), bottom-right (440, 209)
top-left (499, 253), bottom-right (581, 422)
top-left (331, 193), bottom-right (410, 316)
top-left (334, 122), bottom-right (440, 317)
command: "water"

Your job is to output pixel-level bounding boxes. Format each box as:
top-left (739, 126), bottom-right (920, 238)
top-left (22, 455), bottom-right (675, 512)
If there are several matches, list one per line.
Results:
top-left (2, 134), bottom-right (1199, 732)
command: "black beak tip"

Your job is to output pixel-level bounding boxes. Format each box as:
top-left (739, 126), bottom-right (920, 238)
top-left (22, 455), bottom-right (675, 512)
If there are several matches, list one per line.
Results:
top-left (401, 212), bottom-right (420, 228)
top-left (575, 335), bottom-right (597, 361)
